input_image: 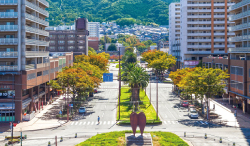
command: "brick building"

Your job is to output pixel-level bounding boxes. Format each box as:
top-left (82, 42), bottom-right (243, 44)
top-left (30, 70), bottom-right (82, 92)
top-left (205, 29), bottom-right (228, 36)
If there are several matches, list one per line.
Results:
top-left (46, 18), bottom-right (89, 57)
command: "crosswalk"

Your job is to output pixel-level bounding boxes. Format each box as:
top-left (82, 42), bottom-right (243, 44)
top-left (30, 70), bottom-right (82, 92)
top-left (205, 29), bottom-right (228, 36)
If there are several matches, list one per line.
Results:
top-left (70, 121), bottom-right (116, 126)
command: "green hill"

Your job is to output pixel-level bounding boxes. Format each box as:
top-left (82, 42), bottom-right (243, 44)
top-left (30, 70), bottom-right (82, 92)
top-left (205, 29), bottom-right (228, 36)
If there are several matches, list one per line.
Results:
top-left (47, 0), bottom-right (179, 26)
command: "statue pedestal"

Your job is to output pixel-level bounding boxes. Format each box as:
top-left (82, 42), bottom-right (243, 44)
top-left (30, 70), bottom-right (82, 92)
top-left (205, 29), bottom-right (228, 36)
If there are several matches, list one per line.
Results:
top-left (125, 133), bottom-right (152, 146)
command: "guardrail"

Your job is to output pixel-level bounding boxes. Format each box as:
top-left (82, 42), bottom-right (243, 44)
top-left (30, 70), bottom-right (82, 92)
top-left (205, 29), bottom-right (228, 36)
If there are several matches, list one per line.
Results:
top-left (25, 0), bottom-right (49, 17)
top-left (0, 25), bottom-right (18, 31)
top-left (0, 51), bottom-right (18, 57)
top-left (0, 12), bottom-right (17, 18)
top-left (0, 0), bottom-right (18, 4)
top-left (0, 38), bottom-right (18, 45)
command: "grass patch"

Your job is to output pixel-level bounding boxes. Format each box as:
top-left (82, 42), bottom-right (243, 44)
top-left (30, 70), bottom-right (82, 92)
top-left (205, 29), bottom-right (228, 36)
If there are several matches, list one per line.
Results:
top-left (117, 87), bottom-right (161, 124)
top-left (76, 131), bottom-right (188, 146)
top-left (151, 132), bottom-right (188, 146)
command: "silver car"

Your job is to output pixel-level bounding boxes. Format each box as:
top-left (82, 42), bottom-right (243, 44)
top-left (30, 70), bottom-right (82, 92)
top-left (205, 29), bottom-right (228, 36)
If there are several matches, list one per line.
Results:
top-left (188, 109), bottom-right (199, 119)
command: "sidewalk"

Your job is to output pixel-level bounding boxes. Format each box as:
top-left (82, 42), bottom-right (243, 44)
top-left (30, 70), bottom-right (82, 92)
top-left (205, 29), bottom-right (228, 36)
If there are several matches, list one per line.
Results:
top-left (210, 99), bottom-right (250, 128)
top-left (12, 95), bottom-right (68, 132)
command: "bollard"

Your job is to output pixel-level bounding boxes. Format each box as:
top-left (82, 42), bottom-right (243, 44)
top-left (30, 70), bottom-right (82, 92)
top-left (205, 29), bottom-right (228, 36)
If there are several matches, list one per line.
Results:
top-left (233, 142), bottom-right (235, 146)
top-left (184, 132), bottom-right (186, 137)
top-left (60, 136), bottom-right (63, 142)
top-left (205, 133), bottom-right (207, 139)
top-left (75, 133), bottom-right (77, 138)
top-left (48, 141), bottom-right (51, 146)
top-left (220, 137), bottom-right (222, 143)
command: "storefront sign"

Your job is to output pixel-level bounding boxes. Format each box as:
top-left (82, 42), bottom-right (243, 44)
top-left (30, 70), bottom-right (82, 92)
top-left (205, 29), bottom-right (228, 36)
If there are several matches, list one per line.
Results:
top-left (184, 61), bottom-right (199, 66)
top-left (0, 90), bottom-right (15, 98)
top-left (0, 85), bottom-right (11, 90)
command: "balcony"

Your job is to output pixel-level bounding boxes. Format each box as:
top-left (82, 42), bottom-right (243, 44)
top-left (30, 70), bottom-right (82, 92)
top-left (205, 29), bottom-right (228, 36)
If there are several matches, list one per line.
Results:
top-left (229, 47), bottom-right (250, 53)
top-left (187, 39), bottom-right (226, 42)
top-left (0, 65), bottom-right (18, 71)
top-left (0, 51), bottom-right (18, 58)
top-left (229, 35), bottom-right (250, 42)
top-left (229, 23), bottom-right (250, 31)
top-left (187, 27), bottom-right (225, 30)
top-left (229, 10), bottom-right (250, 21)
top-left (0, 12), bottom-right (18, 18)
top-left (0, 0), bottom-right (18, 5)
top-left (229, 0), bottom-right (249, 11)
top-left (185, 51), bottom-right (227, 55)
top-left (0, 25), bottom-right (18, 31)
top-left (25, 38), bottom-right (49, 46)
top-left (25, 13), bottom-right (49, 26)
top-left (0, 38), bottom-right (18, 45)
top-left (25, 51), bottom-right (49, 57)
top-left (25, 26), bottom-right (49, 36)
top-left (25, 0), bottom-right (49, 17)
top-left (38, 0), bottom-right (49, 7)
top-left (25, 64), bottom-right (35, 70)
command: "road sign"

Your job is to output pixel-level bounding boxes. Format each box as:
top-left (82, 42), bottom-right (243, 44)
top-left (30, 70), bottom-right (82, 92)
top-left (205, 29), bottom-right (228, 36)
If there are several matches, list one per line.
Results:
top-left (59, 110), bottom-right (62, 115)
top-left (103, 73), bottom-right (113, 82)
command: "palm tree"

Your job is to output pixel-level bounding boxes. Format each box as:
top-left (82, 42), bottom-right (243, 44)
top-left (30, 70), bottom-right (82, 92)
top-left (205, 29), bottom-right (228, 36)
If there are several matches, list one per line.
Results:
top-left (126, 65), bottom-right (149, 111)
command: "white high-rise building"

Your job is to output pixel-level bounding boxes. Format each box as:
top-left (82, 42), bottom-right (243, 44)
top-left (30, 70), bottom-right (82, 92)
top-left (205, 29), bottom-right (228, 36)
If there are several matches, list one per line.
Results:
top-left (169, 0), bottom-right (235, 68)
top-left (88, 22), bottom-right (100, 39)
top-left (169, 3), bottom-right (181, 69)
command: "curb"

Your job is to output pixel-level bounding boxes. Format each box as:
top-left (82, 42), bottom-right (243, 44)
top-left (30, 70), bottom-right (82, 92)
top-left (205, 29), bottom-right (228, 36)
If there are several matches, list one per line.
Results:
top-left (13, 121), bottom-right (69, 132)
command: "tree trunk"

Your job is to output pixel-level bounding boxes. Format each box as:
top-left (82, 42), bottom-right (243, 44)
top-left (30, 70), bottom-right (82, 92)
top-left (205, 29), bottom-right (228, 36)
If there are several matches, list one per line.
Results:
top-left (132, 84), bottom-right (140, 111)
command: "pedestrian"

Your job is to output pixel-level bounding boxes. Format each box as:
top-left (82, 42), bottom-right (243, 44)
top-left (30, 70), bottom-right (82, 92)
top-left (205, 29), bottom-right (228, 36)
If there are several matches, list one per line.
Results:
top-left (98, 116), bottom-right (100, 124)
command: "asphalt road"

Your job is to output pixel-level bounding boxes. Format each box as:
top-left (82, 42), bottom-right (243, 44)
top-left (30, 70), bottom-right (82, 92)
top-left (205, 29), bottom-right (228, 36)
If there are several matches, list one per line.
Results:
top-left (1, 64), bottom-right (250, 146)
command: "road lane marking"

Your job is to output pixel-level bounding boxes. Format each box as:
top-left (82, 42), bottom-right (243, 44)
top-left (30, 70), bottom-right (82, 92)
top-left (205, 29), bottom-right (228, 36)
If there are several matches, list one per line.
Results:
top-left (95, 122), bottom-right (98, 124)
top-left (108, 121), bottom-right (110, 125)
top-left (99, 121), bottom-right (102, 125)
top-left (204, 121), bottom-right (208, 125)
top-left (75, 122), bottom-right (78, 125)
top-left (172, 121), bottom-right (175, 124)
top-left (164, 121), bottom-right (167, 124)
top-left (83, 122), bottom-right (86, 125)
top-left (87, 122), bottom-right (90, 125)
top-left (71, 122), bottom-right (74, 125)
top-left (112, 121), bottom-right (115, 125)
top-left (79, 122), bottom-right (82, 125)
top-left (200, 121), bottom-right (204, 124)
top-left (102, 113), bottom-right (104, 117)
top-left (175, 121), bottom-right (179, 124)
top-left (103, 121), bottom-right (106, 125)
top-left (168, 121), bottom-right (171, 124)
top-left (91, 122), bottom-right (94, 125)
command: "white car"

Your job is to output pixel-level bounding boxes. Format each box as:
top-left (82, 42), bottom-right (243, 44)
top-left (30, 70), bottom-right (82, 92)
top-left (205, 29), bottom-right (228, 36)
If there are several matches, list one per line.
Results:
top-left (188, 109), bottom-right (199, 119)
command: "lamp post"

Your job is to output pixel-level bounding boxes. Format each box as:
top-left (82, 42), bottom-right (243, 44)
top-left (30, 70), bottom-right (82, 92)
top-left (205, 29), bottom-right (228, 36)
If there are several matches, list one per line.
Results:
top-left (118, 47), bottom-right (121, 120)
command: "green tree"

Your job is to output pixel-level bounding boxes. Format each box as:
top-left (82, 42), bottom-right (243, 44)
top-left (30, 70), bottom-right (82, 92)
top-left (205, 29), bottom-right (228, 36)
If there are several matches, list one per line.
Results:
top-left (88, 47), bottom-right (97, 55)
top-left (125, 66), bottom-right (149, 111)
top-left (125, 47), bottom-right (134, 53)
top-left (107, 43), bottom-right (117, 51)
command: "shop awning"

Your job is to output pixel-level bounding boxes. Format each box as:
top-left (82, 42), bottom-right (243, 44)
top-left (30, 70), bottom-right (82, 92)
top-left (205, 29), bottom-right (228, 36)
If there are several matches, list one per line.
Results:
top-left (229, 91), bottom-right (250, 100)
top-left (22, 97), bottom-right (32, 109)
top-left (0, 103), bottom-right (15, 110)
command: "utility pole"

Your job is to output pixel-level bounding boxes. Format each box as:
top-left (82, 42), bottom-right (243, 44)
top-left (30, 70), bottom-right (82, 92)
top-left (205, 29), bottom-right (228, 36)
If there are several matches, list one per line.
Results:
top-left (118, 47), bottom-right (121, 120)
top-left (156, 77), bottom-right (158, 120)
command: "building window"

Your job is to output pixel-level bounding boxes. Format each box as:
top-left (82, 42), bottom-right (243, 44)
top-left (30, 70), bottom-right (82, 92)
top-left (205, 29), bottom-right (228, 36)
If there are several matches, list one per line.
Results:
top-left (238, 82), bottom-right (243, 91)
top-left (43, 70), bottom-right (49, 76)
top-left (58, 41), bottom-right (65, 44)
top-left (58, 46), bottom-right (64, 51)
top-left (49, 46), bottom-right (55, 51)
top-left (68, 41), bottom-right (75, 44)
top-left (37, 71), bottom-right (42, 77)
top-left (58, 35), bottom-right (65, 39)
top-left (230, 66), bottom-right (235, 74)
top-left (68, 46), bottom-right (75, 51)
top-left (27, 73), bottom-right (36, 80)
top-left (50, 41), bottom-right (55, 44)
top-left (231, 80), bottom-right (235, 89)
top-left (237, 67), bottom-right (243, 76)
top-left (68, 35), bottom-right (75, 38)
top-left (22, 89), bottom-right (29, 96)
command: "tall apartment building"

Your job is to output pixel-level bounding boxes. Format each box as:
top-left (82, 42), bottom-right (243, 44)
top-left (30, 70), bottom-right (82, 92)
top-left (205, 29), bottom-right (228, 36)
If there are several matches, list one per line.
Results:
top-left (88, 22), bottom-right (100, 51)
top-left (0, 0), bottom-right (74, 122)
top-left (88, 22), bottom-right (100, 39)
top-left (169, 0), bottom-right (235, 68)
top-left (203, 0), bottom-right (250, 114)
top-left (46, 18), bottom-right (89, 57)
top-left (169, 3), bottom-right (181, 69)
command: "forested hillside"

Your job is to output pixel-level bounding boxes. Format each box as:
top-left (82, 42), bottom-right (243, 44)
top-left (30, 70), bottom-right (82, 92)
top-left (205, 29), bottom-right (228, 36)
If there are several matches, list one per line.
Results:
top-left (47, 0), bottom-right (179, 26)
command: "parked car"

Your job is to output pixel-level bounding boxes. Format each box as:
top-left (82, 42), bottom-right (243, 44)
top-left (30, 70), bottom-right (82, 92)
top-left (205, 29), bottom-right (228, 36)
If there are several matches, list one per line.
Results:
top-left (188, 109), bottom-right (199, 119)
top-left (79, 107), bottom-right (86, 114)
top-left (181, 101), bottom-right (189, 107)
top-left (188, 105), bottom-right (195, 111)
